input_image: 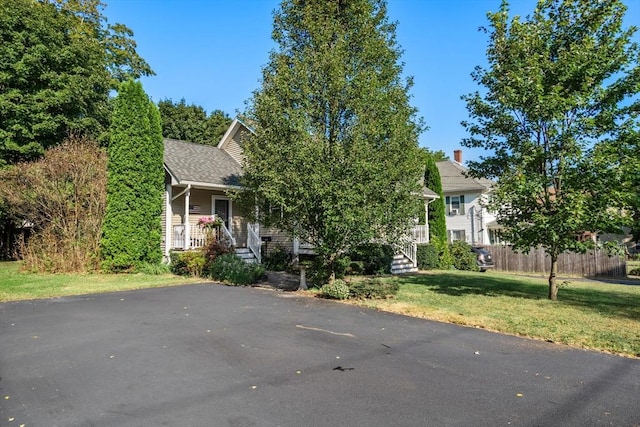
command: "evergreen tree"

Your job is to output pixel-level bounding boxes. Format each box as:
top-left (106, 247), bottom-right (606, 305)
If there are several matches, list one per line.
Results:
top-left (101, 81), bottom-right (164, 271)
top-left (241, 0), bottom-right (424, 279)
top-left (423, 151), bottom-right (451, 268)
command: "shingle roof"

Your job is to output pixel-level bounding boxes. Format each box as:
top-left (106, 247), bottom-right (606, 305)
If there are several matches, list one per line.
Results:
top-left (164, 138), bottom-right (243, 187)
top-left (436, 160), bottom-right (494, 193)
top-left (422, 186), bottom-right (439, 198)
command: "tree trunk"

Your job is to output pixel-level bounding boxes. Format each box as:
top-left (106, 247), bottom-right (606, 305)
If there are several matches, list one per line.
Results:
top-left (548, 254), bottom-right (558, 301)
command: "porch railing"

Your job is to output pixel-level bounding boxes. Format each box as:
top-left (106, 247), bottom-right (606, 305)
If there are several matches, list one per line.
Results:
top-left (247, 222), bottom-right (261, 263)
top-left (412, 225), bottom-right (429, 244)
top-left (172, 223), bottom-right (235, 250)
top-left (399, 237), bottom-right (417, 268)
top-left (172, 224), bottom-right (207, 249)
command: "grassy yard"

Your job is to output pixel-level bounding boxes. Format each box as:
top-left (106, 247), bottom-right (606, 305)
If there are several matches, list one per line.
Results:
top-left (347, 270), bottom-right (640, 358)
top-left (0, 261), bottom-right (206, 302)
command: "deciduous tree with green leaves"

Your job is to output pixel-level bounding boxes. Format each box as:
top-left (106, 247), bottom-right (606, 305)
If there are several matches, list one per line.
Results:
top-left (240, 0), bottom-right (424, 280)
top-left (0, 0), bottom-right (153, 166)
top-left (158, 98), bottom-right (232, 145)
top-left (461, 0), bottom-right (640, 300)
top-left (101, 80), bottom-right (164, 272)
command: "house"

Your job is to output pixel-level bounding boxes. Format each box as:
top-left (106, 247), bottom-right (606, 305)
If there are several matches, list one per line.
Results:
top-left (436, 150), bottom-right (497, 245)
top-left (162, 119), bottom-right (437, 273)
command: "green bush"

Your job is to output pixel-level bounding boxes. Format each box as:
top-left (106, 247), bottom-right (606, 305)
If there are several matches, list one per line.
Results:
top-left (170, 250), bottom-right (206, 276)
top-left (349, 243), bottom-right (393, 275)
top-left (449, 241), bottom-right (479, 271)
top-left (305, 255), bottom-right (350, 287)
top-left (320, 279), bottom-right (350, 299)
top-left (348, 278), bottom-right (400, 299)
top-left (207, 253), bottom-right (265, 285)
top-left (629, 268), bottom-right (640, 276)
top-left (416, 244), bottom-right (440, 270)
top-left (263, 245), bottom-right (291, 271)
top-left (136, 262), bottom-right (170, 275)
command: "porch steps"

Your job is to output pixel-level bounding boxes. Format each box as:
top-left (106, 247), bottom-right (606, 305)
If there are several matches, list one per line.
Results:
top-left (235, 247), bottom-right (258, 264)
top-left (391, 253), bottom-right (418, 275)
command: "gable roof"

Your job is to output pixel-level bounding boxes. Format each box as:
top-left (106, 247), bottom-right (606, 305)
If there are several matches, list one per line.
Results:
top-left (422, 186), bottom-right (439, 199)
top-left (164, 138), bottom-right (243, 189)
top-left (436, 160), bottom-right (494, 193)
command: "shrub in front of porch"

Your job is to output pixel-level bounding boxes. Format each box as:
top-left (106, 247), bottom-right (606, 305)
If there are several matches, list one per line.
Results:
top-left (417, 244), bottom-right (440, 270)
top-left (207, 253), bottom-right (265, 285)
top-left (170, 251), bottom-right (206, 277)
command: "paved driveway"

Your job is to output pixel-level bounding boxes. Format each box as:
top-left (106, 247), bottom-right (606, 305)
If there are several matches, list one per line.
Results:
top-left (1, 284), bottom-right (639, 426)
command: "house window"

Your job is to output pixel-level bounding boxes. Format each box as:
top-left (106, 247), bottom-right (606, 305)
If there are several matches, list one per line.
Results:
top-left (449, 229), bottom-right (466, 243)
top-left (445, 195), bottom-right (465, 215)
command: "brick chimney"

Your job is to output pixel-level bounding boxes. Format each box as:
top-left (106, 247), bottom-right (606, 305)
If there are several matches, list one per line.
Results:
top-left (454, 149), bottom-right (462, 164)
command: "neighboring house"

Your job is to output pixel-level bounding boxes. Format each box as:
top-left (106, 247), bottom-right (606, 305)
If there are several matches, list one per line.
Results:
top-left (436, 150), bottom-right (497, 245)
top-left (162, 119), bottom-right (437, 273)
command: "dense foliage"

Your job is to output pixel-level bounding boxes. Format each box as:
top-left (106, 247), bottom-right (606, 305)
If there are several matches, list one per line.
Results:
top-left (0, 0), bottom-right (153, 166)
top-left (0, 136), bottom-right (106, 272)
top-left (449, 241), bottom-right (479, 272)
top-left (101, 81), bottom-right (164, 272)
top-left (461, 0), bottom-right (640, 299)
top-left (423, 151), bottom-right (452, 268)
top-left (158, 98), bottom-right (232, 145)
top-left (240, 0), bottom-right (424, 279)
top-left (207, 253), bottom-right (265, 285)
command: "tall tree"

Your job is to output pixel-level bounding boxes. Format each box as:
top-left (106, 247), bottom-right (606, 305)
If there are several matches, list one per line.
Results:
top-left (0, 0), bottom-right (153, 166)
top-left (241, 0), bottom-right (424, 279)
top-left (158, 99), bottom-right (232, 145)
top-left (423, 150), bottom-right (451, 268)
top-left (101, 81), bottom-right (163, 272)
top-left (461, 0), bottom-right (640, 300)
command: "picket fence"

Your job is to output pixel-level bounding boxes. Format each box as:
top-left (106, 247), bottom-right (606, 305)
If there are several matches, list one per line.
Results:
top-left (486, 245), bottom-right (627, 278)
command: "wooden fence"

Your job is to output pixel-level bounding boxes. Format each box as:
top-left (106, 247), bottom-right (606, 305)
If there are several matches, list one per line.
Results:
top-left (486, 245), bottom-right (627, 278)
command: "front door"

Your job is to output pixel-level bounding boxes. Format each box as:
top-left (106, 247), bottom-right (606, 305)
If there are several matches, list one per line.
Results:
top-left (213, 198), bottom-right (231, 231)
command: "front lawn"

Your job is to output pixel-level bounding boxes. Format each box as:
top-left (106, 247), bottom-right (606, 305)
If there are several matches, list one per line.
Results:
top-left (347, 270), bottom-right (640, 358)
top-left (0, 261), bottom-right (206, 302)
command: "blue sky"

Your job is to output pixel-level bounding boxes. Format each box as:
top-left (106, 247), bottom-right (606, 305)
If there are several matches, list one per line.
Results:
top-left (103, 0), bottom-right (639, 163)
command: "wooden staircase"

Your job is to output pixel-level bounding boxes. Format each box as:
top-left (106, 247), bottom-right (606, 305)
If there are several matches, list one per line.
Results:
top-left (391, 253), bottom-right (418, 274)
top-left (235, 247), bottom-right (259, 264)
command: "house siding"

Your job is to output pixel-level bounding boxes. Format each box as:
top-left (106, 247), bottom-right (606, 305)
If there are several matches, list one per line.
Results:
top-left (443, 192), bottom-right (495, 245)
top-left (222, 127), bottom-right (247, 165)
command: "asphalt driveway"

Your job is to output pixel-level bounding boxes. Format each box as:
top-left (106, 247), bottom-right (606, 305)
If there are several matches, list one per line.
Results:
top-left (1, 283), bottom-right (639, 426)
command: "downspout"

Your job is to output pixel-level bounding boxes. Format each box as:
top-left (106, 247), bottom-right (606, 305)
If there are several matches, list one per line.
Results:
top-left (470, 205), bottom-right (476, 245)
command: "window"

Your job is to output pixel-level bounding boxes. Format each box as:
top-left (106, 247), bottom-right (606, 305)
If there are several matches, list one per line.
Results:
top-left (448, 229), bottom-right (466, 243)
top-left (445, 195), bottom-right (465, 215)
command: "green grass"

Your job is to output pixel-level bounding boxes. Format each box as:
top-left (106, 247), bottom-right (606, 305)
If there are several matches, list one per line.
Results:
top-left (0, 261), bottom-right (206, 302)
top-left (346, 270), bottom-right (640, 358)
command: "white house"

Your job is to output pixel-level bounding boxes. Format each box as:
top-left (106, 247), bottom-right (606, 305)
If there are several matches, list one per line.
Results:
top-left (436, 150), bottom-right (497, 245)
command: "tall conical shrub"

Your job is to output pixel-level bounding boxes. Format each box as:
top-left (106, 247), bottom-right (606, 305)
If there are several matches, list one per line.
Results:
top-left (424, 152), bottom-right (451, 268)
top-left (101, 80), bottom-right (164, 271)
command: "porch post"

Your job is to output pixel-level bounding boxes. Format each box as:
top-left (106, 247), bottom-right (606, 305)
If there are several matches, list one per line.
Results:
top-left (165, 184), bottom-right (172, 261)
top-left (184, 185), bottom-right (191, 250)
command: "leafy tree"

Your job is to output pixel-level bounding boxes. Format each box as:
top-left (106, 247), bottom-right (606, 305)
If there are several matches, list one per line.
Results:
top-left (461, 0), bottom-right (640, 300)
top-left (0, 0), bottom-right (153, 166)
top-left (240, 0), bottom-right (424, 280)
top-left (158, 99), bottom-right (232, 145)
top-left (101, 81), bottom-right (163, 272)
top-left (423, 150), bottom-right (452, 268)
top-left (424, 149), bottom-right (449, 162)
top-left (0, 135), bottom-right (107, 272)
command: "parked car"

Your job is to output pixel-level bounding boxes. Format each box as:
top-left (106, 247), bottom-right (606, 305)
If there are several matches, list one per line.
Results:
top-left (471, 246), bottom-right (494, 272)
